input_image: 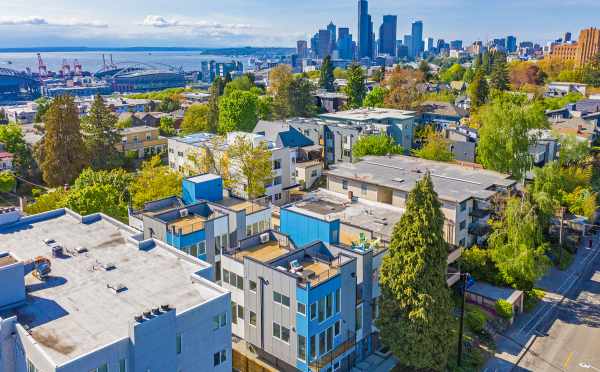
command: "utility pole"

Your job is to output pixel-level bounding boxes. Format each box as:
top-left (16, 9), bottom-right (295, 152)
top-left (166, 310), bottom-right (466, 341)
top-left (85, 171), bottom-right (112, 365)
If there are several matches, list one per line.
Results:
top-left (457, 273), bottom-right (467, 367)
top-left (559, 207), bottom-right (566, 267)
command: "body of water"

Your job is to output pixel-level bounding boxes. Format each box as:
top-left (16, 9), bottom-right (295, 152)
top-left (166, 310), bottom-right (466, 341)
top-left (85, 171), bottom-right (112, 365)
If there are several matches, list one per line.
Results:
top-left (0, 51), bottom-right (250, 73)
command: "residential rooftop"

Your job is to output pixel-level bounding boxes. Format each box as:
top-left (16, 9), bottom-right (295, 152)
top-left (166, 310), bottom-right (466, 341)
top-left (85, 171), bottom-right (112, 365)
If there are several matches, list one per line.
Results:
top-left (285, 188), bottom-right (404, 243)
top-left (120, 125), bottom-right (158, 135)
top-left (0, 210), bottom-right (225, 365)
top-left (325, 155), bottom-right (515, 203)
top-left (320, 107), bottom-right (417, 121)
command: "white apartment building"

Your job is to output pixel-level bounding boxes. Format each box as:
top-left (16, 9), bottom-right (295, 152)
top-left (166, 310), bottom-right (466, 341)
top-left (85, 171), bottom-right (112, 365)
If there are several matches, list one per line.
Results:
top-left (168, 132), bottom-right (297, 204)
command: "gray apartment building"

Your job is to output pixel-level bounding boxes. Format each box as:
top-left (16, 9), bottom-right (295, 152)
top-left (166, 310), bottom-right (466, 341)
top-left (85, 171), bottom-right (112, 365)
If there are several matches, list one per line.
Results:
top-left (0, 208), bottom-right (232, 372)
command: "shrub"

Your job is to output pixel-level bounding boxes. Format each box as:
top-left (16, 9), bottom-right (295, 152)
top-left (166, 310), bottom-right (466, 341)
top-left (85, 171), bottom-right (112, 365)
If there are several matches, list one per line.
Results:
top-left (494, 299), bottom-right (513, 319)
top-left (465, 306), bottom-right (487, 333)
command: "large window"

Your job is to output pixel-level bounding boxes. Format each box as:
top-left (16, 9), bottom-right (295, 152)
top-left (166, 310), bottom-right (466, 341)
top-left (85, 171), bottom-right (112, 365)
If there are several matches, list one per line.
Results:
top-left (273, 322), bottom-right (281, 339)
top-left (334, 320), bottom-right (341, 336)
top-left (342, 180), bottom-right (348, 190)
top-left (335, 288), bottom-right (341, 314)
top-left (273, 322), bottom-right (290, 343)
top-left (310, 302), bottom-right (317, 320)
top-left (249, 311), bottom-right (257, 326)
top-left (90, 364), bottom-right (108, 372)
top-left (176, 333), bottom-right (182, 354)
top-left (27, 360), bottom-right (39, 372)
top-left (231, 301), bottom-right (238, 324)
top-left (213, 312), bottom-right (227, 330)
top-left (249, 280), bottom-right (257, 293)
top-left (273, 291), bottom-right (290, 307)
top-left (213, 350), bottom-right (227, 366)
top-left (297, 335), bottom-right (307, 361)
top-left (273, 159), bottom-right (282, 170)
top-left (319, 332), bottom-right (326, 355)
top-left (318, 297), bottom-right (325, 322)
top-left (238, 304), bottom-right (244, 320)
top-left (119, 359), bottom-right (127, 372)
top-left (355, 305), bottom-right (363, 332)
top-left (325, 293), bottom-right (333, 318)
top-left (297, 302), bottom-right (306, 316)
top-left (310, 335), bottom-right (316, 360)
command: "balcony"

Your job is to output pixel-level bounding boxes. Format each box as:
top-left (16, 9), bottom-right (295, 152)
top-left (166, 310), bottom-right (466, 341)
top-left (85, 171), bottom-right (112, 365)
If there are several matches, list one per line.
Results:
top-left (308, 332), bottom-right (356, 371)
top-left (468, 222), bottom-right (491, 237)
top-left (447, 265), bottom-right (460, 287)
top-left (447, 245), bottom-right (463, 264)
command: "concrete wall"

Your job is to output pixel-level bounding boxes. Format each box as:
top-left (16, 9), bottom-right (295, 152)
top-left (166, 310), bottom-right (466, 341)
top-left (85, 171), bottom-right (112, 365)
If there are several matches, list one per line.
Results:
top-left (0, 259), bottom-right (25, 310)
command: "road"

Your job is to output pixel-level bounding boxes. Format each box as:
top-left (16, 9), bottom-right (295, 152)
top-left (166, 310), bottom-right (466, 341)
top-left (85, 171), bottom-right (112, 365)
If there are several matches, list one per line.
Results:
top-left (517, 270), bottom-right (600, 372)
top-left (484, 235), bottom-right (600, 372)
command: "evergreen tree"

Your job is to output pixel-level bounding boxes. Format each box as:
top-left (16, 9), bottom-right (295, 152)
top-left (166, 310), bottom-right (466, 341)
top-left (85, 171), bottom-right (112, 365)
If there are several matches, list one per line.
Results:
top-left (418, 60), bottom-right (432, 81)
top-left (207, 78), bottom-right (224, 133)
top-left (344, 63), bottom-right (366, 109)
top-left (38, 95), bottom-right (88, 186)
top-left (468, 68), bottom-right (489, 108)
top-left (481, 51), bottom-right (492, 75)
top-left (288, 77), bottom-right (317, 117)
top-left (319, 56), bottom-right (335, 92)
top-left (81, 94), bottom-right (122, 169)
top-left (377, 174), bottom-right (453, 371)
top-left (490, 52), bottom-right (510, 91)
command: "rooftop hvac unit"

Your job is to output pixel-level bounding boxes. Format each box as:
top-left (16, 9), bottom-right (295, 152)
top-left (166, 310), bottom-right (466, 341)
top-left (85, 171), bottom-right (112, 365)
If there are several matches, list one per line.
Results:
top-left (260, 232), bottom-right (269, 243)
top-left (179, 209), bottom-right (189, 218)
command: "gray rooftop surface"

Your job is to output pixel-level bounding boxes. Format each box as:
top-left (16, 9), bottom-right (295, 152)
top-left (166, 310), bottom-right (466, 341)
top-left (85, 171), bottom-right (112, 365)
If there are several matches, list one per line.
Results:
top-left (325, 155), bottom-right (515, 202)
top-left (320, 107), bottom-right (417, 121)
top-left (0, 213), bottom-right (225, 365)
top-left (286, 189), bottom-right (404, 240)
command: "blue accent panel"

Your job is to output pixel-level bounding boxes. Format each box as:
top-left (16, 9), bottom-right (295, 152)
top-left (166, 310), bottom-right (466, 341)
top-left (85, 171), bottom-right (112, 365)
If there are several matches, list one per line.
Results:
top-left (280, 208), bottom-right (340, 247)
top-left (0, 208), bottom-right (66, 233)
top-left (166, 229), bottom-right (205, 249)
top-left (296, 286), bottom-right (309, 371)
top-left (182, 176), bottom-right (223, 204)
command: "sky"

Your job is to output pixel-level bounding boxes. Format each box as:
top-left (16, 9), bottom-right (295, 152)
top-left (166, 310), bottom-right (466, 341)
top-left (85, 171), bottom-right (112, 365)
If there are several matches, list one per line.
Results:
top-left (1, 0), bottom-right (600, 48)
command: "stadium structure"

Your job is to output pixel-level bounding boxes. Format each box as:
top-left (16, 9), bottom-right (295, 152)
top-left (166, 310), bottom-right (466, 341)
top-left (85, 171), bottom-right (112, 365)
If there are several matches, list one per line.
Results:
top-left (94, 62), bottom-right (186, 93)
top-left (0, 68), bottom-right (41, 102)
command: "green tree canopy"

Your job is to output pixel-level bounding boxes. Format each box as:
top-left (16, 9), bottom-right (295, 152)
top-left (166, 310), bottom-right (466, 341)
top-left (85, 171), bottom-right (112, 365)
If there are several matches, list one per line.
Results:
top-left (363, 86), bottom-right (387, 108)
top-left (344, 63), bottom-right (366, 109)
top-left (224, 74), bottom-right (256, 96)
top-left (0, 123), bottom-right (33, 176)
top-left (207, 78), bottom-right (224, 133)
top-left (490, 52), bottom-right (510, 91)
top-left (129, 156), bottom-right (182, 209)
top-left (488, 197), bottom-right (551, 291)
top-left (319, 56), bottom-right (335, 92)
top-left (477, 94), bottom-right (548, 180)
top-left (468, 68), bottom-right (489, 108)
top-left (157, 96), bottom-right (181, 113)
top-left (418, 60), bottom-right (433, 81)
top-left (351, 135), bottom-right (403, 160)
top-left (34, 97), bottom-right (52, 123)
top-left (377, 174), bottom-right (453, 371)
top-left (439, 63), bottom-right (466, 83)
top-left (180, 104), bottom-right (210, 134)
top-left (226, 136), bottom-right (273, 199)
top-left (0, 171), bottom-right (16, 193)
top-left (218, 90), bottom-right (259, 133)
top-left (81, 94), bottom-right (122, 170)
top-left (38, 95), bottom-right (88, 186)
top-left (288, 77), bottom-right (317, 117)
top-left (159, 116), bottom-right (177, 137)
top-left (412, 129), bottom-right (454, 162)
top-left (558, 134), bottom-right (590, 166)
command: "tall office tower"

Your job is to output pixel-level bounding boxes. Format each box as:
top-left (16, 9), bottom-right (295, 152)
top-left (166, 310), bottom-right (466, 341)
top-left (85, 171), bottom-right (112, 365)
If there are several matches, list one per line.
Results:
top-left (310, 33), bottom-right (319, 56)
top-left (327, 22), bottom-right (337, 52)
top-left (368, 15), bottom-right (375, 58)
top-left (358, 0), bottom-right (371, 58)
top-left (427, 37), bottom-right (434, 52)
top-left (378, 15), bottom-right (398, 56)
top-left (297, 40), bottom-right (308, 58)
top-left (450, 40), bottom-right (463, 50)
top-left (564, 32), bottom-right (572, 43)
top-left (338, 27), bottom-right (354, 60)
top-left (506, 35), bottom-right (517, 53)
top-left (318, 29), bottom-right (332, 58)
top-left (404, 34), bottom-right (413, 58)
top-left (411, 20), bottom-right (424, 58)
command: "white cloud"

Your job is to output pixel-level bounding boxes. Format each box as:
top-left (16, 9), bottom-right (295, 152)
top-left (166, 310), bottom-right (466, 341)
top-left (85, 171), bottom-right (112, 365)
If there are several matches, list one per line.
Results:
top-left (142, 15), bottom-right (251, 30)
top-left (0, 16), bottom-right (108, 28)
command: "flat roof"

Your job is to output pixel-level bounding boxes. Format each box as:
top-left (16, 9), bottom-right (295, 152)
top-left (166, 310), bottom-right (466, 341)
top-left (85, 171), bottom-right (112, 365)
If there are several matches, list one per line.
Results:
top-left (286, 189), bottom-right (404, 241)
top-left (120, 125), bottom-right (157, 134)
top-left (187, 173), bottom-right (221, 183)
top-left (230, 240), bottom-right (290, 263)
top-left (325, 155), bottom-right (515, 203)
top-left (320, 108), bottom-right (416, 121)
top-left (211, 196), bottom-right (269, 215)
top-left (467, 282), bottom-right (523, 304)
top-left (0, 212), bottom-right (225, 365)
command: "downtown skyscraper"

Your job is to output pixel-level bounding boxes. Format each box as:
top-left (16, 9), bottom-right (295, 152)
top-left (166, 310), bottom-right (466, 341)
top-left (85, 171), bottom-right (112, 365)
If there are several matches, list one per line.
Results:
top-left (411, 20), bottom-right (424, 58)
top-left (358, 0), bottom-right (373, 58)
top-left (379, 15), bottom-right (397, 57)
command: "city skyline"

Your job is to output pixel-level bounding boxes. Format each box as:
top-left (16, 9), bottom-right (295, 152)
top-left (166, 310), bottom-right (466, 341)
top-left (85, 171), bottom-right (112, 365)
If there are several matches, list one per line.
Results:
top-left (1, 0), bottom-right (600, 48)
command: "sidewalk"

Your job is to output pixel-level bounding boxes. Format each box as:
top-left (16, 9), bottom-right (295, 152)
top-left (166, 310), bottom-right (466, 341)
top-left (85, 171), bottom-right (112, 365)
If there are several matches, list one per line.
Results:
top-left (483, 234), bottom-right (600, 371)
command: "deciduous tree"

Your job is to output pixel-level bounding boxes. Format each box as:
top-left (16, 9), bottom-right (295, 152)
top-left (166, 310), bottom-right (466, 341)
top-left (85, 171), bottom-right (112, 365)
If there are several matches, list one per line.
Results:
top-left (180, 104), bottom-right (210, 134)
top-left (226, 136), bottom-right (273, 199)
top-left (129, 156), bottom-right (182, 209)
top-left (412, 129), bottom-right (454, 162)
top-left (218, 90), bottom-right (258, 133)
top-left (377, 174), bottom-right (453, 371)
top-left (0, 172), bottom-right (16, 193)
top-left (351, 134), bottom-right (403, 160)
top-left (0, 123), bottom-right (34, 176)
top-left (363, 86), bottom-right (387, 108)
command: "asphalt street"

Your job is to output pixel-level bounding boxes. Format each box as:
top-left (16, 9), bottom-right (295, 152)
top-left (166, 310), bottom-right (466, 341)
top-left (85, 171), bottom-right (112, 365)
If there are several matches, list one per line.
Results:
top-left (483, 235), bottom-right (600, 372)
